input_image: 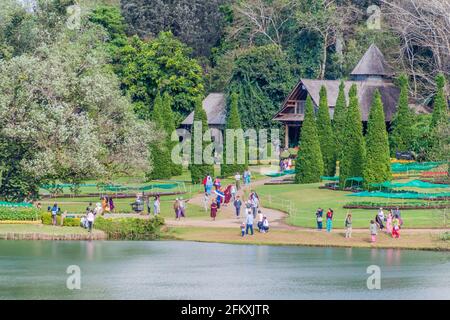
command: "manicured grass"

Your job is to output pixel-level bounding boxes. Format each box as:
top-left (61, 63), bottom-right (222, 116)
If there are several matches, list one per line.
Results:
top-left (254, 182), bottom-right (448, 229)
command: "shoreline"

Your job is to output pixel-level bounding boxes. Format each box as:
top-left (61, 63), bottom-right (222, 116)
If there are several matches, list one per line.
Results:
top-left (0, 224), bottom-right (448, 252)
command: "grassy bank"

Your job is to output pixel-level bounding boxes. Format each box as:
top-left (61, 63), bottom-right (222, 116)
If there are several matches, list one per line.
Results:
top-left (167, 226), bottom-right (450, 251)
top-left (254, 182), bottom-right (448, 229)
top-left (0, 224), bottom-right (106, 240)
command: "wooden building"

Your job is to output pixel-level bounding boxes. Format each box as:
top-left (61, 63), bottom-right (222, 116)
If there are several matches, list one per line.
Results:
top-left (273, 44), bottom-right (402, 148)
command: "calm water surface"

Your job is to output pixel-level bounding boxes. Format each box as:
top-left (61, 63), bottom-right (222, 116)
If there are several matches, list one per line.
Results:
top-left (0, 240), bottom-right (449, 299)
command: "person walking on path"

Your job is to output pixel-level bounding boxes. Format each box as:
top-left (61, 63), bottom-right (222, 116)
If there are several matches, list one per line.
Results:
top-left (245, 210), bottom-right (254, 235)
top-left (174, 199), bottom-right (181, 220)
top-left (240, 222), bottom-right (246, 237)
top-left (386, 211), bottom-right (393, 234)
top-left (316, 208), bottom-right (323, 230)
top-left (213, 177), bottom-right (221, 190)
top-left (234, 172), bottom-right (241, 190)
top-left (326, 209), bottom-right (334, 232)
top-left (345, 213), bottom-right (352, 238)
top-left (87, 210), bottom-right (95, 233)
top-left (230, 184), bottom-right (237, 203)
top-left (375, 209), bottom-right (385, 230)
top-left (153, 196), bottom-right (160, 216)
top-left (243, 169), bottom-right (251, 185)
top-left (204, 175), bottom-right (213, 195)
top-left (257, 210), bottom-right (264, 232)
top-left (203, 192), bottom-right (209, 212)
top-left (179, 197), bottom-right (186, 218)
top-left (370, 220), bottom-right (378, 243)
top-left (51, 203), bottom-right (59, 226)
top-left (210, 201), bottom-right (218, 221)
top-left (233, 195), bottom-right (242, 218)
top-left (392, 217), bottom-right (401, 238)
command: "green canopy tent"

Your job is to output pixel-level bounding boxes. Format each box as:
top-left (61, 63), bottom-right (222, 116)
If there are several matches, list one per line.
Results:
top-left (343, 177), bottom-right (364, 190)
top-left (321, 176), bottom-right (340, 181)
top-left (371, 180), bottom-right (449, 189)
top-left (347, 191), bottom-right (450, 199)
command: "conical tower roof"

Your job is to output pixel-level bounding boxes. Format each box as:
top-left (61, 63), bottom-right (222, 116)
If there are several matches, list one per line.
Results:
top-left (351, 44), bottom-right (393, 77)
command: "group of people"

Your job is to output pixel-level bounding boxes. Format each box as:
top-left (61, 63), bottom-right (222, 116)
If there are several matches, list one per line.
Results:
top-left (279, 158), bottom-right (293, 172)
top-left (146, 195), bottom-right (161, 216)
top-left (101, 196), bottom-right (115, 213)
top-left (315, 206), bottom-right (404, 242)
top-left (80, 201), bottom-right (105, 232)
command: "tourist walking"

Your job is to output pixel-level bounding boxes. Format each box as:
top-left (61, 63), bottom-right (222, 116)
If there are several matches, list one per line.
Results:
top-left (245, 210), bottom-right (254, 235)
top-left (213, 177), bottom-right (221, 190)
top-left (87, 210), bottom-right (95, 233)
top-left (210, 201), bottom-right (218, 221)
top-left (370, 220), bottom-right (378, 243)
top-left (153, 196), bottom-right (160, 216)
top-left (250, 192), bottom-right (259, 218)
top-left (204, 174), bottom-right (213, 195)
top-left (203, 192), bottom-right (209, 212)
top-left (179, 197), bottom-right (186, 218)
top-left (233, 195), bottom-right (242, 218)
top-left (326, 208), bottom-right (334, 232)
top-left (386, 211), bottom-right (393, 234)
top-left (235, 172), bottom-right (241, 190)
top-left (215, 188), bottom-right (224, 209)
top-left (262, 216), bottom-right (269, 233)
top-left (345, 213), bottom-right (352, 238)
top-left (392, 217), bottom-right (400, 238)
top-left (376, 208), bottom-right (385, 230)
top-left (51, 203), bottom-right (59, 226)
top-left (240, 222), bottom-right (246, 237)
top-left (316, 208), bottom-right (323, 230)
top-left (174, 199), bottom-right (181, 220)
top-left (243, 169), bottom-right (251, 185)
top-left (230, 184), bottom-right (237, 203)
top-left (257, 210), bottom-right (264, 232)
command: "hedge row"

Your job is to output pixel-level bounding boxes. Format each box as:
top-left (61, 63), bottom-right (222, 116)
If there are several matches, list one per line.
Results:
top-left (93, 216), bottom-right (165, 240)
top-left (0, 208), bottom-right (41, 221)
top-left (41, 212), bottom-right (81, 227)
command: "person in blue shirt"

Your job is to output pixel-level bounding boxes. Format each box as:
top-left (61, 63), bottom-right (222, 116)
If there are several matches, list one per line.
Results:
top-left (245, 210), bottom-right (254, 235)
top-left (51, 203), bottom-right (59, 226)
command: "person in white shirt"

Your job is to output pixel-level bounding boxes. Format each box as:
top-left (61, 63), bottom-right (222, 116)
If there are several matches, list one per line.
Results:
top-left (87, 211), bottom-right (95, 233)
top-left (262, 217), bottom-right (269, 233)
top-left (234, 172), bottom-right (241, 190)
top-left (257, 210), bottom-right (264, 232)
top-left (153, 196), bottom-right (160, 215)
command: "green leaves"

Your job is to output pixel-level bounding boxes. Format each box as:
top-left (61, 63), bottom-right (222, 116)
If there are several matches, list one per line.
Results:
top-left (317, 85), bottom-right (336, 176)
top-left (295, 95), bottom-right (324, 184)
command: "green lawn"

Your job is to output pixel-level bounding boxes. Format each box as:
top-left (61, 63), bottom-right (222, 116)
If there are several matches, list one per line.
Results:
top-left (0, 224), bottom-right (102, 235)
top-left (254, 182), bottom-right (448, 229)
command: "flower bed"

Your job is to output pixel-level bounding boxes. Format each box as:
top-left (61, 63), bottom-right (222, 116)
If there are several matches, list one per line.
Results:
top-left (0, 207), bottom-right (41, 221)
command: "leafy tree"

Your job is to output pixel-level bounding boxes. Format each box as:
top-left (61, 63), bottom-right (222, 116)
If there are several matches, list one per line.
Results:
top-left (161, 92), bottom-right (183, 176)
top-left (340, 84), bottom-right (366, 188)
top-left (116, 32), bottom-right (204, 122)
top-left (390, 74), bottom-right (414, 154)
top-left (189, 98), bottom-right (214, 184)
top-left (333, 81), bottom-right (347, 161)
top-left (227, 44), bottom-right (295, 130)
top-left (363, 90), bottom-right (391, 188)
top-left (316, 85), bottom-right (336, 176)
top-left (146, 92), bottom-right (173, 180)
top-left (430, 74), bottom-right (448, 129)
top-left (295, 96), bottom-right (324, 184)
top-left (221, 92), bottom-right (246, 177)
top-left (120, 0), bottom-right (228, 57)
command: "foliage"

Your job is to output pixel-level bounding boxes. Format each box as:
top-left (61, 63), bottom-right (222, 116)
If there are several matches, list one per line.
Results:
top-left (340, 84), bottom-right (365, 187)
top-left (431, 74), bottom-right (448, 128)
top-left (221, 91), bottom-right (246, 177)
top-left (390, 74), bottom-right (414, 154)
top-left (0, 207), bottom-right (41, 221)
top-left (295, 96), bottom-right (324, 184)
top-left (161, 92), bottom-right (183, 176)
top-left (41, 212), bottom-right (80, 226)
top-left (94, 215), bottom-right (165, 240)
top-left (146, 92), bottom-right (173, 180)
top-left (120, 0), bottom-right (229, 57)
top-left (227, 44), bottom-right (295, 130)
top-left (333, 81), bottom-right (347, 161)
top-left (189, 98), bottom-right (215, 184)
top-left (363, 90), bottom-right (392, 188)
top-left (116, 32), bottom-right (205, 122)
top-left (316, 85), bottom-right (336, 176)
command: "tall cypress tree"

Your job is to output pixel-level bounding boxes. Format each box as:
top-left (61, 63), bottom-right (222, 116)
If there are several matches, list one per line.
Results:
top-left (189, 97), bottom-right (214, 184)
top-left (317, 85), bottom-right (336, 176)
top-left (340, 84), bottom-right (366, 188)
top-left (295, 95), bottom-right (324, 184)
top-left (390, 74), bottom-right (414, 155)
top-left (222, 92), bottom-right (246, 177)
top-left (430, 74), bottom-right (448, 129)
top-left (161, 92), bottom-right (183, 176)
top-left (147, 92), bottom-right (172, 180)
top-left (363, 90), bottom-right (392, 188)
top-left (333, 81), bottom-right (347, 162)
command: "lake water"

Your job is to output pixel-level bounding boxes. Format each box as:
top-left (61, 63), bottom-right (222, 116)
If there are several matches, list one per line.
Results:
top-left (0, 240), bottom-right (449, 299)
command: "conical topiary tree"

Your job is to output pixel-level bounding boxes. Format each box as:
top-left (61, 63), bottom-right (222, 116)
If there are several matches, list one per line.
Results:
top-left (333, 81), bottom-right (347, 162)
top-left (161, 92), bottom-right (183, 176)
top-left (147, 92), bottom-right (172, 180)
top-left (363, 90), bottom-right (392, 188)
top-left (317, 85), bottom-right (336, 176)
top-left (430, 73), bottom-right (448, 129)
top-left (390, 74), bottom-right (414, 155)
top-left (340, 84), bottom-right (366, 188)
top-left (221, 92), bottom-right (246, 177)
top-left (189, 97), bottom-right (214, 184)
top-left (295, 95), bottom-right (324, 184)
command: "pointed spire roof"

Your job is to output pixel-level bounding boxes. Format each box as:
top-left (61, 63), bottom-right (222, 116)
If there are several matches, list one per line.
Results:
top-left (351, 44), bottom-right (393, 77)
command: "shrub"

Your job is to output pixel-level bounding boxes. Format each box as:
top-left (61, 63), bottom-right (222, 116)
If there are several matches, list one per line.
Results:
top-left (41, 212), bottom-right (81, 226)
top-left (0, 207), bottom-right (41, 221)
top-left (94, 216), bottom-right (165, 240)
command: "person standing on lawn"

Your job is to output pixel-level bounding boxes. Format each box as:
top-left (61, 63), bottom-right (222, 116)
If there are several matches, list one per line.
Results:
top-left (326, 208), bottom-right (334, 232)
top-left (370, 220), bottom-right (378, 243)
top-left (316, 208), bottom-right (324, 230)
top-left (210, 201), bottom-right (218, 221)
top-left (392, 217), bottom-right (401, 238)
top-left (233, 195), bottom-right (242, 218)
top-left (345, 213), bottom-right (352, 238)
top-left (153, 196), bottom-right (160, 216)
top-left (51, 203), bottom-right (59, 226)
top-left (87, 210), bottom-right (95, 233)
top-left (245, 209), bottom-right (254, 235)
